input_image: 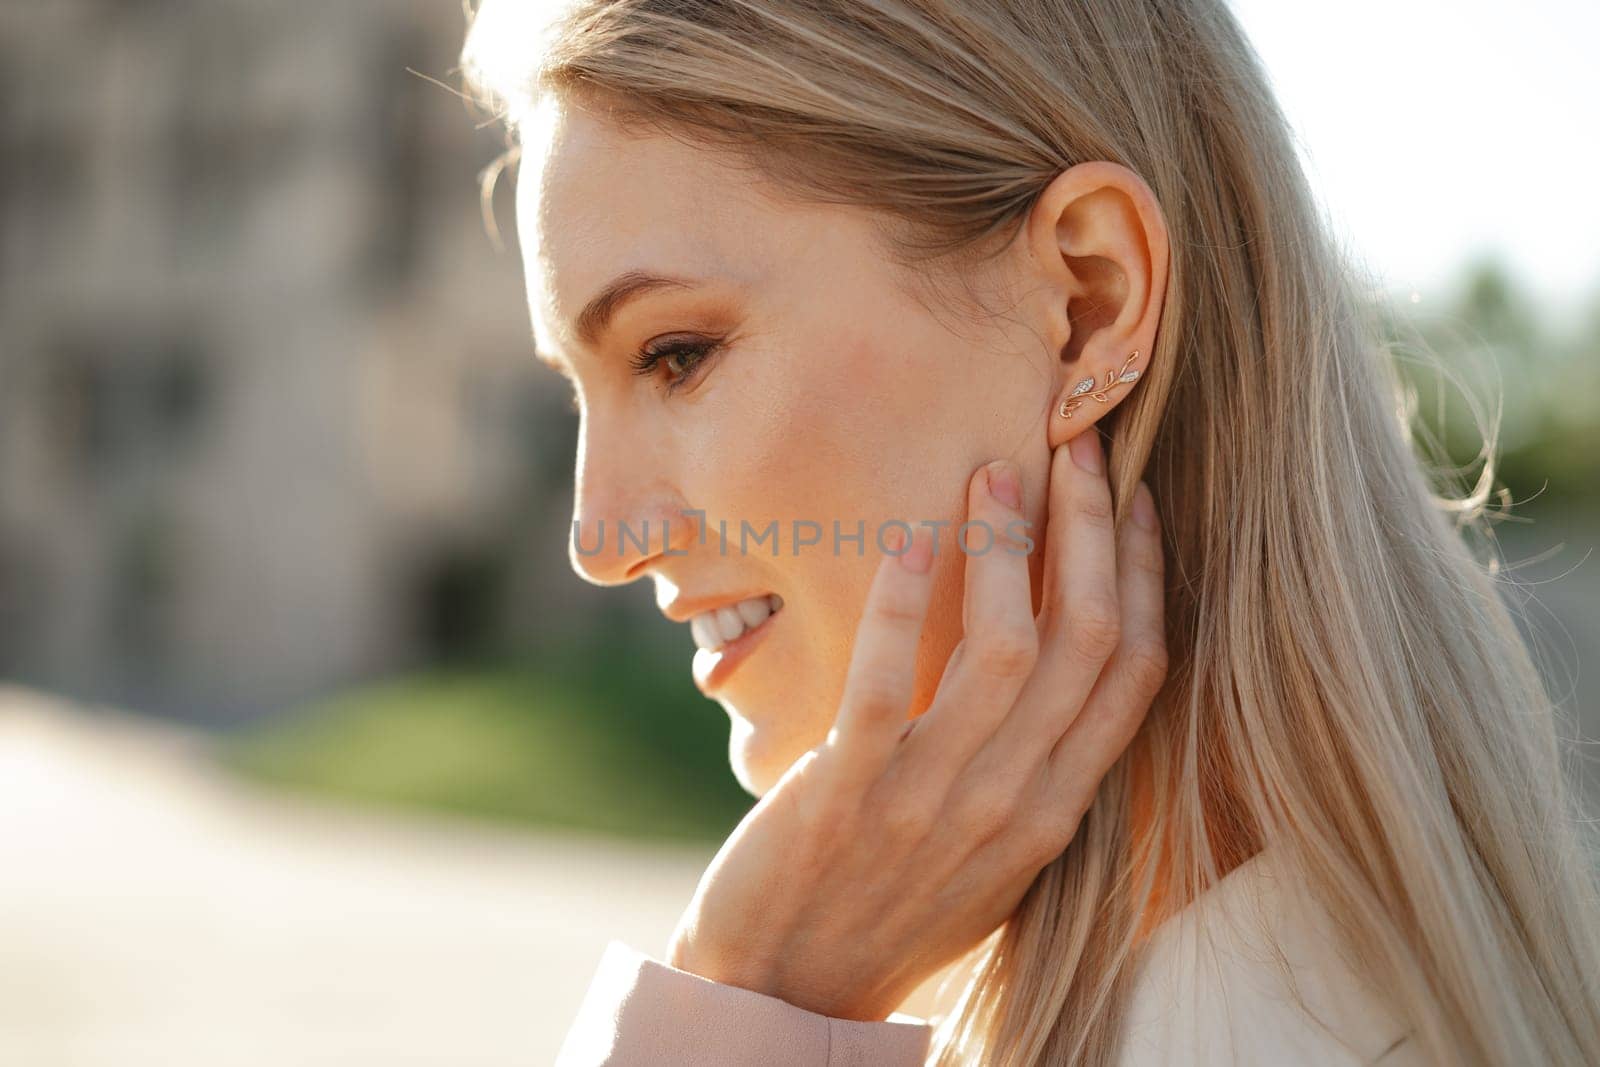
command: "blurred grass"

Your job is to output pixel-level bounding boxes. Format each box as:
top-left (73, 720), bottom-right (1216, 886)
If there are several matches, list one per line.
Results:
top-left (219, 630), bottom-right (752, 843)
top-left (1393, 258), bottom-right (1600, 517)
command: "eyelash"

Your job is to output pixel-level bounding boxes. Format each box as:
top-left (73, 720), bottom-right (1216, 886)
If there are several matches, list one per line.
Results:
top-left (628, 337), bottom-right (722, 393)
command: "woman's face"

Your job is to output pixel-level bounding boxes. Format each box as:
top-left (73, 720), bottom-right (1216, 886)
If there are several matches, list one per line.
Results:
top-left (517, 96), bottom-right (1064, 797)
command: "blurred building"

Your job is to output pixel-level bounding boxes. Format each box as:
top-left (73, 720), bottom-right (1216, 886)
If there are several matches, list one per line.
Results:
top-left (0, 0), bottom-right (582, 722)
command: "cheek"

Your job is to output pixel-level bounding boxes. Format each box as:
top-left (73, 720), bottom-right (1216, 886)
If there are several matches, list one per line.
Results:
top-left (689, 331), bottom-right (918, 528)
top-left (709, 327), bottom-right (973, 733)
top-left (782, 332), bottom-right (928, 508)
top-left (758, 337), bottom-right (896, 492)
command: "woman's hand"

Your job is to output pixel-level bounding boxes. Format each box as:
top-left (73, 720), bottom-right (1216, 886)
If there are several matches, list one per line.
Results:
top-left (663, 430), bottom-right (1168, 1022)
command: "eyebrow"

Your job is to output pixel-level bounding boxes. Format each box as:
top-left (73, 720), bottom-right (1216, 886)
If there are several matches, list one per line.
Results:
top-left (574, 270), bottom-right (700, 348)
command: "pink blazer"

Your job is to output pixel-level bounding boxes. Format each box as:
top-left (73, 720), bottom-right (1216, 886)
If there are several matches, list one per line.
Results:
top-left (555, 847), bottom-right (1424, 1066)
top-left (556, 939), bottom-right (931, 1065)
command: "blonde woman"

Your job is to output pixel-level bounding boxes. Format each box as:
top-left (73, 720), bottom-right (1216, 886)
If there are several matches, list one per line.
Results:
top-left (460, 1), bottom-right (1600, 1063)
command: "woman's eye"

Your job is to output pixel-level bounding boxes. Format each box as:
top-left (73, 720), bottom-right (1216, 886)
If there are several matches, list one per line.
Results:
top-left (629, 337), bottom-right (722, 393)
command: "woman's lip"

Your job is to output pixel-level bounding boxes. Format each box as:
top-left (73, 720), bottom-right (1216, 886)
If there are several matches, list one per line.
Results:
top-left (692, 607), bottom-right (781, 694)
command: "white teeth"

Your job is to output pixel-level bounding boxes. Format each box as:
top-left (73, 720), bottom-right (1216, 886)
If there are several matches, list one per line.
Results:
top-left (714, 606), bottom-right (745, 643)
top-left (735, 597), bottom-right (772, 628)
top-left (689, 594), bottom-right (783, 652)
top-left (690, 613), bottom-right (721, 651)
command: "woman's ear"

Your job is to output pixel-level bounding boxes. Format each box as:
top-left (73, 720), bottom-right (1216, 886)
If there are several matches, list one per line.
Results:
top-left (1021, 161), bottom-right (1169, 450)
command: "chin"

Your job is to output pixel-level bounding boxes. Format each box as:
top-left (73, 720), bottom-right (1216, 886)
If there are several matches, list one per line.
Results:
top-left (726, 713), bottom-right (806, 799)
top-left (730, 759), bottom-right (766, 800)
top-left (727, 716), bottom-right (773, 798)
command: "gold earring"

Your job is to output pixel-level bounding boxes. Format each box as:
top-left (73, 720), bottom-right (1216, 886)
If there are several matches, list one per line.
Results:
top-left (1059, 350), bottom-right (1142, 420)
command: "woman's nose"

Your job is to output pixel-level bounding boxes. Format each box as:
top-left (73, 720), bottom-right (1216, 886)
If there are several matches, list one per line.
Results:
top-left (567, 457), bottom-right (694, 588)
top-left (569, 500), bottom-right (692, 586)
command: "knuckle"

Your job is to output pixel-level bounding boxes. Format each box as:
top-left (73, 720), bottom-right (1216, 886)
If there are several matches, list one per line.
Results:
top-left (1069, 596), bottom-right (1121, 659)
top-left (1124, 637), bottom-right (1170, 693)
top-left (952, 784), bottom-right (1021, 844)
top-left (870, 591), bottom-right (925, 630)
top-left (1025, 812), bottom-right (1078, 866)
top-left (879, 788), bottom-right (938, 842)
top-left (973, 626), bottom-right (1039, 678)
top-left (1072, 490), bottom-right (1115, 528)
top-left (850, 672), bottom-right (906, 717)
top-left (786, 759), bottom-right (850, 831)
top-left (1072, 621), bottom-right (1120, 661)
top-left (992, 523), bottom-right (1034, 557)
top-left (1127, 536), bottom-right (1166, 578)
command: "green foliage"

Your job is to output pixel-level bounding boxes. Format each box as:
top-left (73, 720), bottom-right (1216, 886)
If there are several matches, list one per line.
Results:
top-left (220, 631), bottom-right (752, 842)
top-left (1383, 255), bottom-right (1600, 522)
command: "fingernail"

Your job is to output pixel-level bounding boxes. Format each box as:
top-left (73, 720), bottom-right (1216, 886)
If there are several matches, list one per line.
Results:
top-left (1133, 481), bottom-right (1157, 531)
top-left (1069, 431), bottom-right (1103, 475)
top-left (985, 460), bottom-right (1022, 510)
top-left (900, 526), bottom-right (935, 573)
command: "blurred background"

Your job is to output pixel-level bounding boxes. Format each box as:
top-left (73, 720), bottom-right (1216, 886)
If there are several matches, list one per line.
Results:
top-left (0, 0), bottom-right (1595, 1063)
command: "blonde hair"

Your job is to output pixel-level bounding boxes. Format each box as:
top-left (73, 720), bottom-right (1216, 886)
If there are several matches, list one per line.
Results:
top-left (461, 1), bottom-right (1600, 1062)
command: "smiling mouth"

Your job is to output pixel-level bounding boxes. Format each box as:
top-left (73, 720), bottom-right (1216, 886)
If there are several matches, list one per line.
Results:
top-left (688, 593), bottom-right (784, 652)
top-left (690, 595), bottom-right (784, 694)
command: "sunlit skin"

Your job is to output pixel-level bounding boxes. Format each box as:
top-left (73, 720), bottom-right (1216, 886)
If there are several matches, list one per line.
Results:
top-left (511, 89), bottom-right (1174, 1017)
top-left (517, 92), bottom-right (1169, 803)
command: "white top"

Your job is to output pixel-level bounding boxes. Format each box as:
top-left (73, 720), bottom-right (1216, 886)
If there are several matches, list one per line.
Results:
top-left (1117, 845), bottom-right (1422, 1065)
top-left (556, 844), bottom-right (1426, 1065)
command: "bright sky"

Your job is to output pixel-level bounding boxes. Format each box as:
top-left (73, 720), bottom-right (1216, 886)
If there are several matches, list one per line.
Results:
top-left (1228, 0), bottom-right (1600, 314)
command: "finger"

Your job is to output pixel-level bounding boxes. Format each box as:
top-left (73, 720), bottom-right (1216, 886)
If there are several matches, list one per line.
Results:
top-left (1043, 479), bottom-right (1166, 811)
top-left (1032, 432), bottom-right (1077, 626)
top-left (957, 479), bottom-right (1162, 882)
top-left (998, 429), bottom-right (1121, 754)
top-left (829, 523), bottom-right (938, 778)
top-left (898, 459), bottom-right (1038, 780)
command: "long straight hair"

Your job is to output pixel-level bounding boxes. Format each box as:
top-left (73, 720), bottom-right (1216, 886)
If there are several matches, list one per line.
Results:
top-left (462, 2), bottom-right (1600, 1062)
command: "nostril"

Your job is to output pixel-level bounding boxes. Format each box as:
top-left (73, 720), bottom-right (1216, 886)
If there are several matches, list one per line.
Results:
top-left (568, 512), bottom-right (688, 587)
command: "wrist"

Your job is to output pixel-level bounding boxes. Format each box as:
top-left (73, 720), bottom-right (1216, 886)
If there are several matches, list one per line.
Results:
top-left (666, 935), bottom-right (777, 998)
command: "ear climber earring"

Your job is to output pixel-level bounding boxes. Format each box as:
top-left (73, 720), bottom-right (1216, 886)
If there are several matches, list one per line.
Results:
top-left (1059, 350), bottom-right (1142, 420)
